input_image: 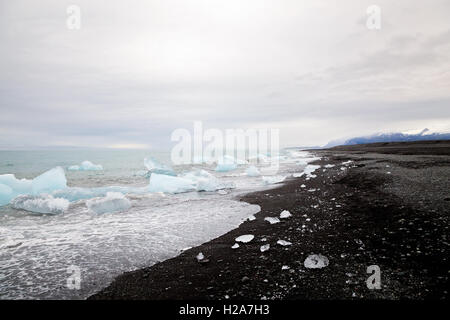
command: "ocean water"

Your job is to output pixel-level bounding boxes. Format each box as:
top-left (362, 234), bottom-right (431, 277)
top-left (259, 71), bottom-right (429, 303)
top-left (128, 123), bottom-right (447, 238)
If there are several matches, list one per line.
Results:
top-left (0, 149), bottom-right (318, 299)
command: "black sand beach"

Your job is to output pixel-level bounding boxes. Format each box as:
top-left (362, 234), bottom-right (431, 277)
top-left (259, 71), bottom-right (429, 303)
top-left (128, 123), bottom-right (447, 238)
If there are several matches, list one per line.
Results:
top-left (90, 141), bottom-right (449, 300)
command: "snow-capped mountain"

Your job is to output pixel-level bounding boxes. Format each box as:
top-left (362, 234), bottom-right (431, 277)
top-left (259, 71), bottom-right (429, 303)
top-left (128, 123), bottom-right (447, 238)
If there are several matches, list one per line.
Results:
top-left (324, 128), bottom-right (450, 148)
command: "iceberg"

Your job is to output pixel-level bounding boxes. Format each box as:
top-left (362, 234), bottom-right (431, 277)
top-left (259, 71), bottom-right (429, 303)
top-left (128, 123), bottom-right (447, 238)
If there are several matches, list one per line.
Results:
top-left (11, 194), bottom-right (69, 215)
top-left (68, 161), bottom-right (103, 171)
top-left (0, 167), bottom-right (67, 206)
top-left (245, 165), bottom-right (260, 177)
top-left (144, 157), bottom-right (176, 176)
top-left (86, 192), bottom-right (132, 214)
top-left (32, 167), bottom-right (67, 194)
top-left (148, 173), bottom-right (195, 194)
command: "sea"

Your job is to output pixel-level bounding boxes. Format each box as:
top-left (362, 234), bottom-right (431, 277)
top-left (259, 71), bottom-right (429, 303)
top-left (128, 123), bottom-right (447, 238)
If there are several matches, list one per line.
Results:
top-left (0, 149), bottom-right (318, 299)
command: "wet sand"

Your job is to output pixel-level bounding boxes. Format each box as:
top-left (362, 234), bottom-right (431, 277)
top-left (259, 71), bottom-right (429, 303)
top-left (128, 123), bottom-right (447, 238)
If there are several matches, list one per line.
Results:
top-left (89, 141), bottom-right (449, 300)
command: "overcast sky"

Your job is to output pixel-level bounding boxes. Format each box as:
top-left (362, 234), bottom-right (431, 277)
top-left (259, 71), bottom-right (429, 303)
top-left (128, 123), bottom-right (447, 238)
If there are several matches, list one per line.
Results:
top-left (1, 0), bottom-right (449, 149)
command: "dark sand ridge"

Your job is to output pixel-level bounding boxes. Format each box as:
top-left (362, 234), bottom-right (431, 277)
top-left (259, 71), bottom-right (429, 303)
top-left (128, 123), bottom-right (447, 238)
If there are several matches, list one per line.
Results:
top-left (89, 141), bottom-right (449, 300)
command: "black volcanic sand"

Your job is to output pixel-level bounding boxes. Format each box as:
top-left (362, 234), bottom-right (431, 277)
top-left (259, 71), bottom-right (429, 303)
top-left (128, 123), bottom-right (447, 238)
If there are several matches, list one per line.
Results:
top-left (90, 141), bottom-right (449, 300)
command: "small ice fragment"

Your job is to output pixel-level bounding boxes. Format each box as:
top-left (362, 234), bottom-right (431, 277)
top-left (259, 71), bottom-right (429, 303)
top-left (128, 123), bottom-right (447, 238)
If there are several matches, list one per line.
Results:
top-left (387, 171), bottom-right (391, 174)
top-left (292, 172), bottom-right (305, 178)
top-left (300, 184), bottom-right (306, 188)
top-left (231, 243), bottom-right (239, 249)
top-left (280, 210), bottom-right (292, 219)
top-left (235, 234), bottom-right (254, 243)
top-left (217, 190), bottom-right (228, 195)
top-left (277, 240), bottom-right (292, 246)
top-left (342, 160), bottom-right (352, 165)
top-left (264, 217), bottom-right (280, 224)
top-left (246, 165), bottom-right (261, 177)
top-left (281, 265), bottom-right (290, 270)
top-left (304, 254), bottom-right (329, 269)
top-left (247, 215), bottom-right (256, 221)
top-left (196, 252), bottom-right (205, 261)
top-left (86, 192), bottom-right (132, 214)
top-left (260, 244), bottom-right (270, 252)
top-left (340, 167), bottom-right (346, 171)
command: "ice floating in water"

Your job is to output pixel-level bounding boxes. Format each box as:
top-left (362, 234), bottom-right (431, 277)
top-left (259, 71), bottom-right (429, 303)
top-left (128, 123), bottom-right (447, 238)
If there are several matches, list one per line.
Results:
top-left (277, 240), bottom-right (292, 246)
top-left (215, 158), bottom-right (238, 172)
top-left (235, 234), bottom-right (254, 243)
top-left (245, 166), bottom-right (261, 177)
top-left (304, 254), bottom-right (329, 269)
top-left (231, 243), bottom-right (239, 249)
top-left (144, 157), bottom-right (176, 176)
top-left (149, 170), bottom-right (234, 194)
top-left (280, 210), bottom-right (292, 219)
top-left (181, 169), bottom-right (234, 192)
top-left (264, 217), bottom-right (280, 224)
top-left (260, 244), bottom-right (270, 252)
top-left (11, 194), bottom-right (70, 215)
top-left (86, 192), bottom-right (132, 214)
top-left (262, 175), bottom-right (286, 185)
top-left (0, 167), bottom-right (67, 206)
top-left (68, 161), bottom-right (103, 171)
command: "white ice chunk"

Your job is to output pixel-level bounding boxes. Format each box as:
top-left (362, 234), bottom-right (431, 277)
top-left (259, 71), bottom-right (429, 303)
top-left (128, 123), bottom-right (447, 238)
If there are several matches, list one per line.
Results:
top-left (68, 161), bottom-right (103, 171)
top-left (231, 243), bottom-right (239, 249)
top-left (303, 165), bottom-right (321, 178)
top-left (277, 240), bottom-right (292, 246)
top-left (86, 192), bottom-right (132, 214)
top-left (260, 244), bottom-right (270, 252)
top-left (235, 234), bottom-right (254, 243)
top-left (324, 164), bottom-right (335, 168)
top-left (282, 265), bottom-right (290, 270)
top-left (11, 194), bottom-right (69, 215)
top-left (280, 210), bottom-right (292, 219)
top-left (245, 165), bottom-right (261, 177)
top-left (304, 254), bottom-right (329, 269)
top-left (144, 157), bottom-right (175, 176)
top-left (196, 252), bottom-right (205, 261)
top-left (148, 173), bottom-right (195, 194)
top-left (262, 175), bottom-right (286, 185)
top-left (181, 169), bottom-right (234, 192)
top-left (264, 217), bottom-right (280, 224)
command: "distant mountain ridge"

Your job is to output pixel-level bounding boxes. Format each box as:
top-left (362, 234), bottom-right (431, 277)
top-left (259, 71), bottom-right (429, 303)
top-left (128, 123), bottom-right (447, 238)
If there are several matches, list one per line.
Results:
top-left (324, 128), bottom-right (450, 148)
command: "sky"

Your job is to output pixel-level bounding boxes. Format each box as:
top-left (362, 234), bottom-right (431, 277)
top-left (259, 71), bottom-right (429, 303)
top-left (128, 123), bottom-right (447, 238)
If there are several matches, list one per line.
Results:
top-left (0, 0), bottom-right (449, 149)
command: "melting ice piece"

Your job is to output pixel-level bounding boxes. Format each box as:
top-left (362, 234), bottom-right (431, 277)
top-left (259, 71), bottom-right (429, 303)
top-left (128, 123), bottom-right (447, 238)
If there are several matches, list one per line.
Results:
top-left (144, 157), bottom-right (176, 176)
top-left (235, 234), bottom-right (254, 243)
top-left (68, 161), bottom-right (103, 171)
top-left (246, 166), bottom-right (261, 177)
top-left (181, 169), bottom-right (234, 192)
top-left (262, 175), bottom-right (286, 185)
top-left (86, 192), bottom-right (132, 214)
top-left (148, 173), bottom-right (195, 194)
top-left (247, 215), bottom-right (256, 221)
top-left (282, 265), bottom-right (290, 270)
top-left (11, 194), bottom-right (69, 215)
top-left (303, 165), bottom-right (320, 178)
top-left (277, 240), bottom-right (292, 246)
top-left (260, 244), bottom-right (270, 252)
top-left (324, 164), bottom-right (335, 168)
top-left (196, 252), bottom-right (205, 261)
top-left (280, 210), bottom-right (292, 219)
top-left (231, 243), bottom-right (239, 249)
top-left (215, 159), bottom-right (238, 172)
top-left (264, 217), bottom-right (280, 224)
top-left (0, 167), bottom-right (67, 206)
top-left (304, 254), bottom-right (329, 269)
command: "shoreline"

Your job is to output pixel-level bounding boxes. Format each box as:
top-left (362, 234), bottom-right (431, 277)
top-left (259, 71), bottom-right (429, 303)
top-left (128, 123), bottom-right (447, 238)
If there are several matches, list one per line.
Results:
top-left (89, 141), bottom-right (449, 300)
